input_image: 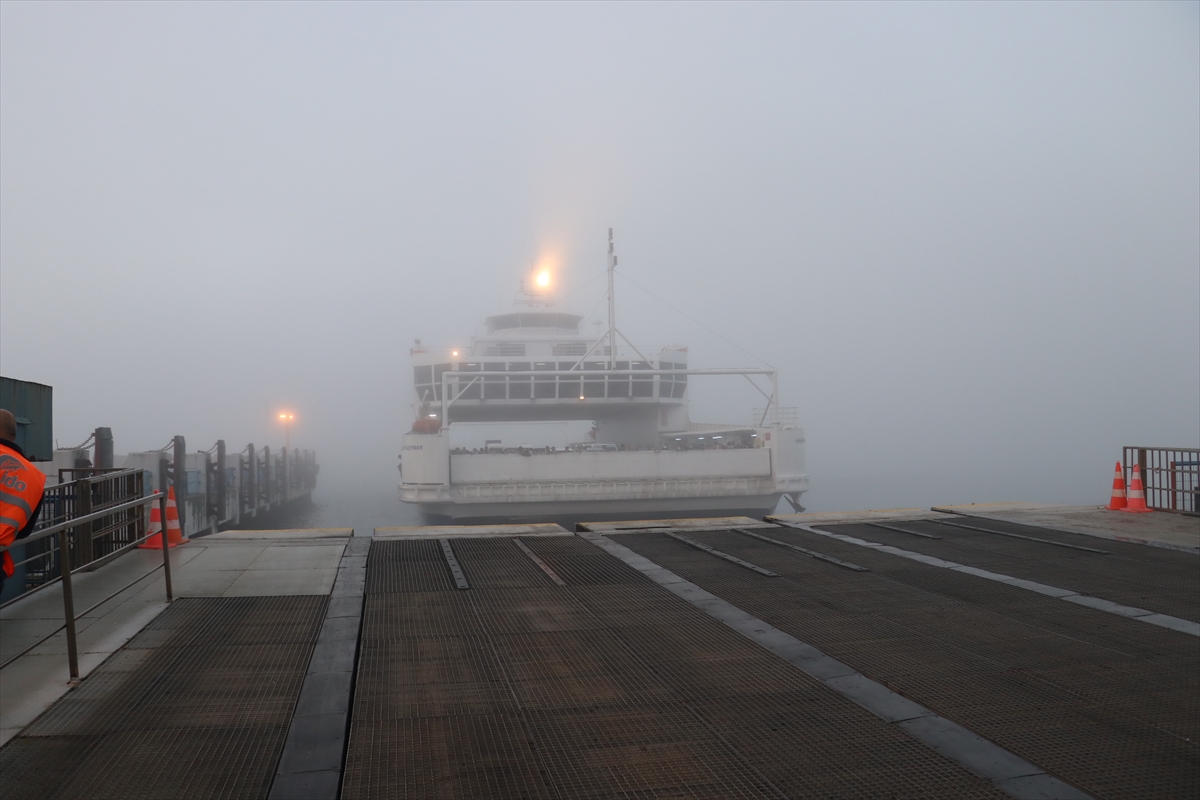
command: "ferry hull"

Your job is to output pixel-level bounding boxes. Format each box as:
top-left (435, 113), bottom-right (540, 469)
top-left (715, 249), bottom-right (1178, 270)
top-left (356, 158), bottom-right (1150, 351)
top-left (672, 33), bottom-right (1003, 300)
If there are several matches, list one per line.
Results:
top-left (412, 492), bottom-right (791, 525)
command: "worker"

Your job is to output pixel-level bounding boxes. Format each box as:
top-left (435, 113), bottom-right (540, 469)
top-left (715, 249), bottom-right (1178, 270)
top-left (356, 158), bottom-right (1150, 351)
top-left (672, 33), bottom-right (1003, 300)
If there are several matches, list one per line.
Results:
top-left (0, 408), bottom-right (46, 593)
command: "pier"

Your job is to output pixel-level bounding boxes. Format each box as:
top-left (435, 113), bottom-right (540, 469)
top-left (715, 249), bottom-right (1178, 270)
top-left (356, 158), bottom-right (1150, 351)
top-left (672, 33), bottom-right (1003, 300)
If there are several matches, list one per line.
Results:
top-left (1, 501), bottom-right (1195, 799)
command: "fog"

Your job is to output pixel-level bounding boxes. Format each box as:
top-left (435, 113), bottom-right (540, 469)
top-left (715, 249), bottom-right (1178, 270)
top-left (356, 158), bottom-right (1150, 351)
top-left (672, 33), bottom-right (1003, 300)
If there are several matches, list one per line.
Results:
top-left (2, 2), bottom-right (1197, 522)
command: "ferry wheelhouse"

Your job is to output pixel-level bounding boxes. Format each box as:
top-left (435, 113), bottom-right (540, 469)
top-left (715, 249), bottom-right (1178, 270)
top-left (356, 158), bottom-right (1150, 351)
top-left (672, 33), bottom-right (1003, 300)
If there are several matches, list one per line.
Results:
top-left (400, 234), bottom-right (807, 523)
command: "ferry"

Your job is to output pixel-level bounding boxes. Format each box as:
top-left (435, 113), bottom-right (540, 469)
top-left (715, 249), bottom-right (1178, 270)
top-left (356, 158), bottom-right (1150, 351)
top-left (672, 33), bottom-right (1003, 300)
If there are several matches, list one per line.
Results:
top-left (399, 232), bottom-right (807, 523)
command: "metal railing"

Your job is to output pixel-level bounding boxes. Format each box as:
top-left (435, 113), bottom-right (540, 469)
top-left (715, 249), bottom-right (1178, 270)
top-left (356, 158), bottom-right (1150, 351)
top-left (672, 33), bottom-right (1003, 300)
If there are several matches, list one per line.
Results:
top-left (1123, 447), bottom-right (1200, 514)
top-left (15, 469), bottom-right (147, 590)
top-left (0, 491), bottom-right (174, 681)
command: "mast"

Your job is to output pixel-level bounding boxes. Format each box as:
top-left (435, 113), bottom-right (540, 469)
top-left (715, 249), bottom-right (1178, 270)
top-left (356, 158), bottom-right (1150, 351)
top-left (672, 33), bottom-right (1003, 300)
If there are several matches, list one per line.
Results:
top-left (607, 228), bottom-right (617, 369)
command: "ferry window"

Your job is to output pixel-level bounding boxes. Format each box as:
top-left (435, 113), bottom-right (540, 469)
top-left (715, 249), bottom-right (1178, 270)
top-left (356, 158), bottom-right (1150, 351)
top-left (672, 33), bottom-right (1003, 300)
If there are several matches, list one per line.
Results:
top-left (552, 342), bottom-right (588, 356)
top-left (455, 363), bottom-right (481, 399)
top-left (414, 366), bottom-right (432, 384)
top-left (533, 362), bottom-right (555, 399)
top-left (558, 364), bottom-right (581, 399)
top-left (509, 362), bottom-right (531, 372)
top-left (509, 373), bottom-right (531, 399)
top-left (583, 362), bottom-right (605, 398)
top-left (632, 361), bottom-right (653, 397)
top-left (483, 363), bottom-right (506, 400)
top-left (484, 343), bottom-right (525, 356)
top-left (432, 364), bottom-right (450, 400)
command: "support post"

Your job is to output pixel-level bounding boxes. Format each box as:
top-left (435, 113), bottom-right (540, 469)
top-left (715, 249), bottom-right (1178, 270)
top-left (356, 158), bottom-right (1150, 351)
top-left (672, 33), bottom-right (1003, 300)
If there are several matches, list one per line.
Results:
top-left (216, 440), bottom-right (227, 523)
top-left (172, 435), bottom-right (187, 533)
top-left (159, 491), bottom-right (173, 603)
top-left (58, 530), bottom-right (80, 682)
top-left (75, 477), bottom-right (94, 567)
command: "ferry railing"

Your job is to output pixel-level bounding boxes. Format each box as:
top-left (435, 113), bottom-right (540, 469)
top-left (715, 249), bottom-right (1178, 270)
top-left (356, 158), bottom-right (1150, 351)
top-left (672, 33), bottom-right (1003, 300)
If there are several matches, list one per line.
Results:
top-left (1123, 447), bottom-right (1200, 514)
top-left (0, 490), bottom-right (173, 681)
top-left (438, 367), bottom-right (781, 424)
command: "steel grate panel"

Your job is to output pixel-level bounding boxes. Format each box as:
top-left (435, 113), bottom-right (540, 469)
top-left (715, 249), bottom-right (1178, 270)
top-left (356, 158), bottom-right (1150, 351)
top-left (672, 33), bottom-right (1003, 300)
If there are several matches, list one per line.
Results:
top-left (621, 531), bottom-right (1200, 800)
top-left (0, 596), bottom-right (326, 800)
top-left (451, 537), bottom-right (555, 588)
top-left (519, 536), bottom-right (646, 585)
top-left (521, 705), bottom-right (778, 799)
top-left (691, 698), bottom-right (1007, 800)
top-left (343, 713), bottom-right (553, 799)
top-left (361, 591), bottom-right (482, 639)
top-left (717, 526), bottom-right (1200, 667)
top-left (470, 587), bottom-right (608, 633)
top-left (827, 520), bottom-right (1200, 621)
top-left (368, 539), bottom-right (458, 593)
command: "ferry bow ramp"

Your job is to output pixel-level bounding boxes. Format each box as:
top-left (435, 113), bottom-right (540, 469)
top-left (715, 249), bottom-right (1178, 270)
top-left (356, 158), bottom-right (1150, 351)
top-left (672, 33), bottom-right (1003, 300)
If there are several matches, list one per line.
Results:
top-left (2, 505), bottom-right (1196, 798)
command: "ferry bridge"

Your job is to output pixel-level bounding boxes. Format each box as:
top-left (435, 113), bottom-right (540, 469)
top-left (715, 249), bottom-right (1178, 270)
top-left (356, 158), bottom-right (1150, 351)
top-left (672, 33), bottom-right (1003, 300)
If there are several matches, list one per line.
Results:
top-left (1, 499), bottom-right (1197, 798)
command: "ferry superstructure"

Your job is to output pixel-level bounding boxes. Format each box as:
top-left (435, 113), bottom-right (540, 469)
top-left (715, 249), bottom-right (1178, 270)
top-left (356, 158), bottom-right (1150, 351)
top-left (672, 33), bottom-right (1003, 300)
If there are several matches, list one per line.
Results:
top-left (399, 232), bottom-right (807, 522)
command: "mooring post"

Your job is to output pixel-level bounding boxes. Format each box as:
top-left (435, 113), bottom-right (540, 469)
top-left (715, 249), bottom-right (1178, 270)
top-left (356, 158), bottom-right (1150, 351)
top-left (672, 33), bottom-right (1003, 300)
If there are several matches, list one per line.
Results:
top-left (172, 435), bottom-right (187, 534)
top-left (93, 427), bottom-right (113, 469)
top-left (264, 445), bottom-right (273, 509)
top-left (58, 529), bottom-right (80, 682)
top-left (281, 446), bottom-right (290, 503)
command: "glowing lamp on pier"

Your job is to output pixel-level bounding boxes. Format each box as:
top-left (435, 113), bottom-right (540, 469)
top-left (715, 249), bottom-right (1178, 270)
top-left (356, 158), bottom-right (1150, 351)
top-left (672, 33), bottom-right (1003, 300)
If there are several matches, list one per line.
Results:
top-left (277, 411), bottom-right (296, 450)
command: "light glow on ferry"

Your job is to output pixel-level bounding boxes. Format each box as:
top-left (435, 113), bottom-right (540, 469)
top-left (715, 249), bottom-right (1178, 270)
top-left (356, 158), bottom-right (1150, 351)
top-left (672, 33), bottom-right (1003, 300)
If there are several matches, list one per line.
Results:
top-left (535, 270), bottom-right (551, 288)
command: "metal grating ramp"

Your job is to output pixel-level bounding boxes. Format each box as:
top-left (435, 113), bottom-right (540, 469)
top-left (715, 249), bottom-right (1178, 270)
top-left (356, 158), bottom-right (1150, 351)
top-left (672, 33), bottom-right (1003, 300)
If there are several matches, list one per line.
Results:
top-left (618, 528), bottom-right (1200, 800)
top-left (343, 537), bottom-right (1007, 798)
top-left (0, 596), bottom-right (327, 800)
top-left (828, 518), bottom-right (1200, 621)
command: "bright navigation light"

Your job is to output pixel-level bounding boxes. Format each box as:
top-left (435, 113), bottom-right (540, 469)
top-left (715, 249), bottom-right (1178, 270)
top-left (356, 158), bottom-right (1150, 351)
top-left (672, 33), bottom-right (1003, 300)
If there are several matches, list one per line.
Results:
top-left (535, 270), bottom-right (551, 288)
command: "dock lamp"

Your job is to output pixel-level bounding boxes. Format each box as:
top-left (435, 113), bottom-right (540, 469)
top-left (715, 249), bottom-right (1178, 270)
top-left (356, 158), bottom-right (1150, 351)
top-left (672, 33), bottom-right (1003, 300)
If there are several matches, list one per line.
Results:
top-left (278, 412), bottom-right (295, 450)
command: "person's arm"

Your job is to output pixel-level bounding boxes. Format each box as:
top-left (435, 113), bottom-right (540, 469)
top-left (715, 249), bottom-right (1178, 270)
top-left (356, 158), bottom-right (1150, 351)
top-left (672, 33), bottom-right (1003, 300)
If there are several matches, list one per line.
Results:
top-left (16, 495), bottom-right (42, 540)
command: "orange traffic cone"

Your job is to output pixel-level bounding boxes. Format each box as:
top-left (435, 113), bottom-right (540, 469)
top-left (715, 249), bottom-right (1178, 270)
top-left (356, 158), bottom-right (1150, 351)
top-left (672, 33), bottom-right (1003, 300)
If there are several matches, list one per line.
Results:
top-left (139, 486), bottom-right (190, 548)
top-left (1105, 461), bottom-right (1127, 510)
top-left (1122, 464), bottom-right (1152, 513)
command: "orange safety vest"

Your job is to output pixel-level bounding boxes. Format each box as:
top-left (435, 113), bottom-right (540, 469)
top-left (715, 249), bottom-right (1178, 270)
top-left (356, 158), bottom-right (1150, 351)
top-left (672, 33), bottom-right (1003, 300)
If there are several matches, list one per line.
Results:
top-left (1, 441), bottom-right (46, 578)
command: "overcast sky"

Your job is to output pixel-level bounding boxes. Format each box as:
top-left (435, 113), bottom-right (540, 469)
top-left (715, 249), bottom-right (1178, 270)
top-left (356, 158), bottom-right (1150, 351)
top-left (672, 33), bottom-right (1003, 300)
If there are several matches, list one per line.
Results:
top-left (2, 1), bottom-right (1197, 514)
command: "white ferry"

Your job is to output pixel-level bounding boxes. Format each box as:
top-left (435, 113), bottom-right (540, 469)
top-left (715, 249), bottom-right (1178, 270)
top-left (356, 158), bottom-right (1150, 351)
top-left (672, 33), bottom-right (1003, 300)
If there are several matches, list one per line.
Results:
top-left (399, 232), bottom-right (807, 523)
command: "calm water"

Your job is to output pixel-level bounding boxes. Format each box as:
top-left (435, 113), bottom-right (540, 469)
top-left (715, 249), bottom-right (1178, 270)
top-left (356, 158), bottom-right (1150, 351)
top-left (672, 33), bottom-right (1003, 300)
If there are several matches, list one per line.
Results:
top-left (240, 486), bottom-right (424, 536)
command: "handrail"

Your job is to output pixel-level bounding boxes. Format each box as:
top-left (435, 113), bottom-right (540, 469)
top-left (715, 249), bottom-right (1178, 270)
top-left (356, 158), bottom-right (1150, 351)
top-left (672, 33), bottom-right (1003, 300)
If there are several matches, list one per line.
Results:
top-left (43, 467), bottom-right (143, 494)
top-left (1, 493), bottom-right (162, 551)
top-left (0, 490), bottom-right (173, 682)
